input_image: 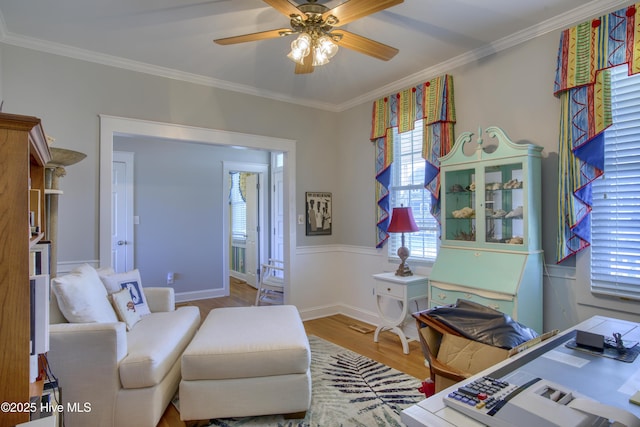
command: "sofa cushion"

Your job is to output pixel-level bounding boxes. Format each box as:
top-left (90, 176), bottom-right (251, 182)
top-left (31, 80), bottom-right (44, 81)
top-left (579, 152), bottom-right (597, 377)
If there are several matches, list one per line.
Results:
top-left (51, 264), bottom-right (119, 323)
top-left (119, 306), bottom-right (200, 389)
top-left (111, 289), bottom-right (142, 331)
top-left (99, 269), bottom-right (151, 316)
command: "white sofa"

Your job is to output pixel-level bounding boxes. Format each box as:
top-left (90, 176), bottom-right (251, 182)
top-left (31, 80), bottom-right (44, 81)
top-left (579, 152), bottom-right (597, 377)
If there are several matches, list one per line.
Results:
top-left (48, 271), bottom-right (200, 427)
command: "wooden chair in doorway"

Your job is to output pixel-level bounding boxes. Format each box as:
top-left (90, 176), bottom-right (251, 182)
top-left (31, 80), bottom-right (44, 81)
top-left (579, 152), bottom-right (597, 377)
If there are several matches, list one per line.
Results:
top-left (255, 259), bottom-right (284, 306)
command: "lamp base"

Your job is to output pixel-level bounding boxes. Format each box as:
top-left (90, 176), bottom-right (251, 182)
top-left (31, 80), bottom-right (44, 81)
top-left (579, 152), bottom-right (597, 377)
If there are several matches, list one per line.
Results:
top-left (395, 262), bottom-right (413, 277)
top-left (395, 245), bottom-right (414, 276)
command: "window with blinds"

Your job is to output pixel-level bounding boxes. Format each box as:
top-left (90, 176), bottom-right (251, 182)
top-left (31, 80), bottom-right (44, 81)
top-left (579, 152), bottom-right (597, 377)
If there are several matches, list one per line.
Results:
top-left (230, 172), bottom-right (247, 242)
top-left (590, 65), bottom-right (640, 299)
top-left (388, 119), bottom-right (440, 262)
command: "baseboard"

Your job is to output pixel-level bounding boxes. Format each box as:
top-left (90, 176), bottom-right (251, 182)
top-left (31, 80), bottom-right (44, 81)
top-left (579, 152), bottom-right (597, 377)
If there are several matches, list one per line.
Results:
top-left (299, 303), bottom-right (419, 341)
top-left (175, 288), bottom-right (227, 303)
top-left (338, 303), bottom-right (379, 327)
top-left (298, 303), bottom-right (379, 329)
top-left (298, 304), bottom-right (342, 321)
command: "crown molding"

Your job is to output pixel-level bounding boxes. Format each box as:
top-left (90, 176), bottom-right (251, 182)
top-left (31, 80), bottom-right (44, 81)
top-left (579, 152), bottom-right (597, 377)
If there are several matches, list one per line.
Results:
top-left (335, 0), bottom-right (633, 111)
top-left (0, 0), bottom-right (632, 113)
top-left (0, 28), bottom-right (340, 112)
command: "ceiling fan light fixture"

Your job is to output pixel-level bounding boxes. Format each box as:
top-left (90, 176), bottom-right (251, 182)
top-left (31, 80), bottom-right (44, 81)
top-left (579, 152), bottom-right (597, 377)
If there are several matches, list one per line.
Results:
top-left (312, 48), bottom-right (329, 66)
top-left (213, 0), bottom-right (403, 74)
top-left (287, 33), bottom-right (312, 65)
top-left (287, 48), bottom-right (306, 65)
top-left (317, 35), bottom-right (338, 59)
top-left (311, 35), bottom-right (338, 67)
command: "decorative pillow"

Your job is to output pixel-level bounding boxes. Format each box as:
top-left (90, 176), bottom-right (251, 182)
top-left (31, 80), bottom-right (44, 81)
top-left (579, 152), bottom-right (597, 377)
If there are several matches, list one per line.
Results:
top-left (51, 264), bottom-right (119, 323)
top-left (111, 289), bottom-right (142, 331)
top-left (99, 269), bottom-right (151, 316)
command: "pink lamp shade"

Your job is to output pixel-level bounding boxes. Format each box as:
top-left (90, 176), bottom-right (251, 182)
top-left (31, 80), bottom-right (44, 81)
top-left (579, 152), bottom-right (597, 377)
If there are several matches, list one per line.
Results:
top-left (387, 206), bottom-right (419, 233)
top-left (387, 205), bottom-right (420, 276)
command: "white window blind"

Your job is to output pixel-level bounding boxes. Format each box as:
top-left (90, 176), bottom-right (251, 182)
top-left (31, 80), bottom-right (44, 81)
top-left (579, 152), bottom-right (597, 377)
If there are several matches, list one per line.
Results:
top-left (230, 172), bottom-right (247, 242)
top-left (388, 119), bottom-right (440, 262)
top-left (591, 65), bottom-right (640, 299)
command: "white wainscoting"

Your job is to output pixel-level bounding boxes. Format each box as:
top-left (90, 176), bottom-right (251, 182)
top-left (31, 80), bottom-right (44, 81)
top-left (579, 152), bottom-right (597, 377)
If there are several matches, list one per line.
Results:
top-left (57, 251), bottom-right (640, 334)
top-left (292, 245), bottom-right (431, 340)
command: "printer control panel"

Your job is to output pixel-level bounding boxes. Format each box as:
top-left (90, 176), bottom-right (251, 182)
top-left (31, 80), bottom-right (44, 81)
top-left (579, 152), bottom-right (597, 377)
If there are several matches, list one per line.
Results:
top-left (443, 376), bottom-right (638, 427)
top-left (444, 376), bottom-right (529, 419)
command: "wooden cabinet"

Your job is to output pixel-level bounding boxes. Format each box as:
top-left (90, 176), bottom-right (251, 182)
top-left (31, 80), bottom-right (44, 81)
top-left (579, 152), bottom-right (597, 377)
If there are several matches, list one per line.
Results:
top-left (429, 127), bottom-right (544, 333)
top-left (0, 113), bottom-right (51, 426)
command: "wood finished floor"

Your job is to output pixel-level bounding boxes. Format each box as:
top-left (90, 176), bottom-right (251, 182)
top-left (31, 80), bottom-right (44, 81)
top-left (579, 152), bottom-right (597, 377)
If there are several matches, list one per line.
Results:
top-left (157, 278), bottom-right (429, 427)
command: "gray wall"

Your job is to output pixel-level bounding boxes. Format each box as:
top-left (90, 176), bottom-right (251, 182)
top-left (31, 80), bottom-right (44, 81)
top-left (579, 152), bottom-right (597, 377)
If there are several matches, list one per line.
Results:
top-left (113, 136), bottom-right (269, 292)
top-left (332, 30), bottom-right (639, 330)
top-left (336, 32), bottom-right (563, 265)
top-left (0, 43), bottom-right (340, 270)
top-left (2, 17), bottom-right (638, 328)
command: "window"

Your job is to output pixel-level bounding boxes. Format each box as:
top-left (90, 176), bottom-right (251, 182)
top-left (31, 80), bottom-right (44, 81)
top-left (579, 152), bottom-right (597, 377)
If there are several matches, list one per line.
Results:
top-left (388, 119), bottom-right (440, 262)
top-left (274, 152), bottom-right (284, 168)
top-left (229, 172), bottom-right (247, 242)
top-left (590, 65), bottom-right (640, 299)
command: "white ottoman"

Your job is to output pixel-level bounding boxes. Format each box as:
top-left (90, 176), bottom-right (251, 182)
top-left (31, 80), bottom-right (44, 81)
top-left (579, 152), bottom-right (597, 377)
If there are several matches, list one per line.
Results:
top-left (179, 305), bottom-right (311, 421)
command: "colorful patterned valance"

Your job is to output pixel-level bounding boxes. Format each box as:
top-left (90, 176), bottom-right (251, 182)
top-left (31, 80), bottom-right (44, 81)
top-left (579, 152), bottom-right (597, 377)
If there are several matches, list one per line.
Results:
top-left (554, 4), bottom-right (639, 262)
top-left (371, 74), bottom-right (455, 248)
top-left (554, 5), bottom-right (640, 94)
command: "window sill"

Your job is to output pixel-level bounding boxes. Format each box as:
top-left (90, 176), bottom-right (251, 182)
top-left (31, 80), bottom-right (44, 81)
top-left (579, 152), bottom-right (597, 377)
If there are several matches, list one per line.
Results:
top-left (576, 248), bottom-right (640, 316)
top-left (387, 256), bottom-right (435, 269)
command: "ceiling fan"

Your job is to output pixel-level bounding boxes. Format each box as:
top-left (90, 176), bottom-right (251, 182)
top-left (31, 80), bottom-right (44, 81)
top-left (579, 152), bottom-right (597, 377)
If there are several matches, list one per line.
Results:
top-left (213, 0), bottom-right (403, 74)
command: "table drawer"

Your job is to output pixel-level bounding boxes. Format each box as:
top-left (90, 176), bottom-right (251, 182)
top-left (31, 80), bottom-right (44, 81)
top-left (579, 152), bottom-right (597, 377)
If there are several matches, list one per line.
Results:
top-left (429, 284), bottom-right (515, 316)
top-left (376, 281), bottom-right (405, 299)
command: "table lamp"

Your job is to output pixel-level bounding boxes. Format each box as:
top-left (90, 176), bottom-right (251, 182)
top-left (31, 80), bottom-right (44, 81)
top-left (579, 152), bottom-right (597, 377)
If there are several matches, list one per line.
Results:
top-left (387, 205), bottom-right (420, 276)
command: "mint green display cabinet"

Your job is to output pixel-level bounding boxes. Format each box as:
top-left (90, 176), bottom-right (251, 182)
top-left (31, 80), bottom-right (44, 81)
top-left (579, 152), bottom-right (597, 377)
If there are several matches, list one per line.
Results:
top-left (430, 126), bottom-right (544, 333)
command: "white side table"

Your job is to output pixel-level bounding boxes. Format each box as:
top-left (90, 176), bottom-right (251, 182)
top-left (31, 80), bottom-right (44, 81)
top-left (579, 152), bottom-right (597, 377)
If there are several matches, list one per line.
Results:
top-left (373, 272), bottom-right (428, 354)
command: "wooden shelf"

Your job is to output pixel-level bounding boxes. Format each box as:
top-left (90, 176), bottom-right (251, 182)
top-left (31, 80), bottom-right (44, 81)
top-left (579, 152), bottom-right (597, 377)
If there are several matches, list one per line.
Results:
top-left (29, 379), bottom-right (44, 399)
top-left (30, 232), bottom-right (45, 248)
top-left (0, 112), bottom-right (51, 427)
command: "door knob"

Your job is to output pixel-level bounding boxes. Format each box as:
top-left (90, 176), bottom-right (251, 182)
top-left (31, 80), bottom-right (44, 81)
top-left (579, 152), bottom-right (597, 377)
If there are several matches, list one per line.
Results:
top-left (117, 240), bottom-right (127, 246)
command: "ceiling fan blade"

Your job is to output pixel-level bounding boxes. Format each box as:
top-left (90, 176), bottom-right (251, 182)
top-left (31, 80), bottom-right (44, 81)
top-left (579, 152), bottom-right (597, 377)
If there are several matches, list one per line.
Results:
top-left (214, 28), bottom-right (292, 45)
top-left (263, 0), bottom-right (305, 19)
top-left (295, 51), bottom-right (314, 74)
top-left (334, 30), bottom-right (398, 61)
top-left (323, 0), bottom-right (403, 27)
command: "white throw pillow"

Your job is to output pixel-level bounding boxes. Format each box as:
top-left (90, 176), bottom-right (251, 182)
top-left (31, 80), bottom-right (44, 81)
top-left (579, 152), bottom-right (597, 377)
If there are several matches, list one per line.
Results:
top-left (51, 264), bottom-right (119, 323)
top-left (99, 269), bottom-right (151, 316)
top-left (111, 288), bottom-right (142, 331)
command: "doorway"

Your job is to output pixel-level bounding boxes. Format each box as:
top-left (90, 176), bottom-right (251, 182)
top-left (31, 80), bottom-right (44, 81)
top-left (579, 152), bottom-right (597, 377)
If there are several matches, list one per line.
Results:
top-left (99, 115), bottom-right (296, 301)
top-left (112, 151), bottom-right (135, 272)
top-left (227, 164), bottom-right (268, 289)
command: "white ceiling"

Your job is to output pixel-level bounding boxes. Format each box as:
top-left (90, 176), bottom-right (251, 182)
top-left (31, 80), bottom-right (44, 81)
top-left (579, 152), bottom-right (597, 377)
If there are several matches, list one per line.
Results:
top-left (0, 0), bottom-right (633, 111)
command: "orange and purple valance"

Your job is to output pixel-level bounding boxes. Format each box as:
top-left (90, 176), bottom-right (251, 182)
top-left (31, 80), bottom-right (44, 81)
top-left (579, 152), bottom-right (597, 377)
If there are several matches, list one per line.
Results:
top-left (371, 74), bottom-right (455, 248)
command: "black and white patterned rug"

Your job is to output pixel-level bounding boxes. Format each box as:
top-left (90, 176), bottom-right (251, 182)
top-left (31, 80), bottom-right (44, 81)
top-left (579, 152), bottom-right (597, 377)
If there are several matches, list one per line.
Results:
top-left (176, 335), bottom-right (425, 427)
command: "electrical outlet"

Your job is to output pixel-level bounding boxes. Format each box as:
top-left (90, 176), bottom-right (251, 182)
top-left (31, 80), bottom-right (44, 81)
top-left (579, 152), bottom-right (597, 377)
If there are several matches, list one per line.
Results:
top-left (167, 272), bottom-right (174, 285)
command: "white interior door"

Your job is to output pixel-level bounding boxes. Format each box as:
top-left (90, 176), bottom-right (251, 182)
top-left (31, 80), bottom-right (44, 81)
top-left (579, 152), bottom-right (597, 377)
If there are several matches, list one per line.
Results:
top-left (112, 151), bottom-right (134, 272)
top-left (245, 173), bottom-right (259, 287)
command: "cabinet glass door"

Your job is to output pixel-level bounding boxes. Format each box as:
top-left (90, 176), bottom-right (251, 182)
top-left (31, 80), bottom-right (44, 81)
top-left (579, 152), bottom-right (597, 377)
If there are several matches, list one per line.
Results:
top-left (444, 168), bottom-right (476, 242)
top-left (484, 163), bottom-right (523, 245)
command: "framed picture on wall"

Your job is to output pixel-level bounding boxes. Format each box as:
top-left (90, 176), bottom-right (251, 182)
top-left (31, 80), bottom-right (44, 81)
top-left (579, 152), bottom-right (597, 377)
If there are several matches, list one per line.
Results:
top-left (306, 192), bottom-right (332, 236)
